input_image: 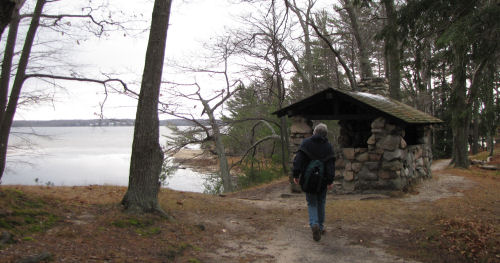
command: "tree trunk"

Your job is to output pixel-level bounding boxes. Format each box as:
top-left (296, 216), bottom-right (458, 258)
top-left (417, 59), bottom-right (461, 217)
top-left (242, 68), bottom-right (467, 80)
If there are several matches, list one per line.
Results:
top-left (486, 134), bottom-right (494, 157)
top-left (416, 40), bottom-right (433, 113)
top-left (450, 42), bottom-right (470, 168)
top-left (471, 102), bottom-right (479, 155)
top-left (270, 4), bottom-right (289, 176)
top-left (382, 0), bottom-right (401, 100)
top-left (286, 0), bottom-right (315, 95)
top-left (310, 21), bottom-right (357, 91)
top-left (0, 1), bottom-right (15, 40)
top-left (122, 0), bottom-right (172, 213)
top-left (273, 50), bottom-right (289, 176)
top-left (0, 0), bottom-right (45, 181)
top-left (199, 93), bottom-right (233, 192)
top-left (0, 9), bottom-right (19, 126)
top-left (343, 0), bottom-right (373, 79)
top-left (208, 112), bottom-right (233, 192)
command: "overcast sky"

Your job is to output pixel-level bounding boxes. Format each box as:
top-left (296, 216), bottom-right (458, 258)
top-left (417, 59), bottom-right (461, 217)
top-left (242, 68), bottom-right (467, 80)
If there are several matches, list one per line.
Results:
top-left (12, 0), bottom-right (330, 121)
top-left (12, 0), bottom-right (248, 120)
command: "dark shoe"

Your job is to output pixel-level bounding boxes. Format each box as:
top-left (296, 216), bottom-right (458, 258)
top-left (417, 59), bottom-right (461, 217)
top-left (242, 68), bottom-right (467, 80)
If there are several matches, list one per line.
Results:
top-left (312, 224), bottom-right (321, 241)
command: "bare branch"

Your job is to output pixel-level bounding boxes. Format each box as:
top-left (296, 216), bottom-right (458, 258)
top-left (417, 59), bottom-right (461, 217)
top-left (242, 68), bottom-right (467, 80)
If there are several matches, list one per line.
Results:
top-left (309, 19), bottom-right (357, 90)
top-left (23, 73), bottom-right (130, 92)
top-left (23, 73), bottom-right (133, 119)
top-left (224, 117), bottom-right (281, 129)
top-left (230, 134), bottom-right (281, 169)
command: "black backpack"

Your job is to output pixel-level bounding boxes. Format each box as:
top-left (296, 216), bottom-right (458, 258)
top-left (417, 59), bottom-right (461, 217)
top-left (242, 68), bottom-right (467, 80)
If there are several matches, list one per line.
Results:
top-left (301, 159), bottom-right (325, 193)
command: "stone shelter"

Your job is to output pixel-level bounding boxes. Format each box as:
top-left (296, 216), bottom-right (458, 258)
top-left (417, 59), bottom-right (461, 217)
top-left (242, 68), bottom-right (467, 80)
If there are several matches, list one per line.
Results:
top-left (274, 79), bottom-right (443, 193)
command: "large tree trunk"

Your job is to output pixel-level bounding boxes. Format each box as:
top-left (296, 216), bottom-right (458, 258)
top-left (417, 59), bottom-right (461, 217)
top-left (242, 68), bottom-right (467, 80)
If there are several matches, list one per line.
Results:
top-left (382, 0), bottom-right (401, 100)
top-left (415, 38), bottom-right (432, 113)
top-left (121, 0), bottom-right (172, 213)
top-left (484, 64), bottom-right (497, 157)
top-left (450, 43), bottom-right (470, 168)
top-left (0, 0), bottom-right (45, 181)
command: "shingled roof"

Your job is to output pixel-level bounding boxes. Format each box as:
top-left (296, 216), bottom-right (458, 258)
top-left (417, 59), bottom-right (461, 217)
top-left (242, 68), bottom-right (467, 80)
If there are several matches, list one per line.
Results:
top-left (273, 88), bottom-right (443, 125)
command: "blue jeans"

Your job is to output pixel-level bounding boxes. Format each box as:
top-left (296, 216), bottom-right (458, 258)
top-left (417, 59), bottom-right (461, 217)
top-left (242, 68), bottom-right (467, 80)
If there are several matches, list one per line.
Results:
top-left (306, 189), bottom-right (327, 230)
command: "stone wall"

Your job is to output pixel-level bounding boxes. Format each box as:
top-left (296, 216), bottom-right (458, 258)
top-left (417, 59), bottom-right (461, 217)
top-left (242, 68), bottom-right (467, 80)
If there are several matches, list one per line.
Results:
top-left (288, 116), bottom-right (313, 192)
top-left (334, 117), bottom-right (432, 193)
top-left (288, 115), bottom-right (433, 193)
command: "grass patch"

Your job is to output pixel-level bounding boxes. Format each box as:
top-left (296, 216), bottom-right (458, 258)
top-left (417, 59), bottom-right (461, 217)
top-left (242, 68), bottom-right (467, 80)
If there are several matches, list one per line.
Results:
top-left (21, 236), bottom-right (34, 242)
top-left (111, 217), bottom-right (154, 228)
top-left (0, 189), bottom-right (59, 239)
top-left (111, 216), bottom-right (165, 237)
top-left (0, 186), bottom-right (222, 262)
top-left (135, 227), bottom-right (161, 236)
top-left (159, 242), bottom-right (197, 261)
top-left (469, 147), bottom-right (498, 161)
top-left (235, 158), bottom-right (285, 190)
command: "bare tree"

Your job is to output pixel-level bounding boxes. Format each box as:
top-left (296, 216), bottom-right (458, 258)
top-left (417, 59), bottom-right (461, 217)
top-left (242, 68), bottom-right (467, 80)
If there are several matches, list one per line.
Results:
top-left (0, 0), bottom-right (137, 181)
top-left (165, 82), bottom-right (240, 193)
top-left (162, 36), bottom-right (243, 193)
top-left (121, 0), bottom-right (172, 214)
top-left (0, 0), bottom-right (45, 181)
top-left (233, 1), bottom-right (292, 175)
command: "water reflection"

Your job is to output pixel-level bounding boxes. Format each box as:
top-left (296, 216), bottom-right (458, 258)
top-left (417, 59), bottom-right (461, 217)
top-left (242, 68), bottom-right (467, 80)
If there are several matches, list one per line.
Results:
top-left (3, 126), bottom-right (209, 193)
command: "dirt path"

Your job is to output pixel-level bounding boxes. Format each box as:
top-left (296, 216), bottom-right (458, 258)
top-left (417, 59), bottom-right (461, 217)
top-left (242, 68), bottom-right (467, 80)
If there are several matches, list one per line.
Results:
top-left (265, 224), bottom-right (417, 263)
top-left (215, 159), bottom-right (472, 262)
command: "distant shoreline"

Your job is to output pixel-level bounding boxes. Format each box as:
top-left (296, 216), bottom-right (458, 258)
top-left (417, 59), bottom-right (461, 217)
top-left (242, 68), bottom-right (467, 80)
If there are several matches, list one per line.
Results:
top-left (12, 118), bottom-right (211, 127)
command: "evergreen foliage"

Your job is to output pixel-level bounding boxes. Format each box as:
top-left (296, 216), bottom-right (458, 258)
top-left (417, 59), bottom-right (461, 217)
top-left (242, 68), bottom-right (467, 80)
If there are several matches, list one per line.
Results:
top-left (397, 0), bottom-right (499, 166)
top-left (221, 74), bottom-right (288, 189)
top-left (223, 74), bottom-right (283, 159)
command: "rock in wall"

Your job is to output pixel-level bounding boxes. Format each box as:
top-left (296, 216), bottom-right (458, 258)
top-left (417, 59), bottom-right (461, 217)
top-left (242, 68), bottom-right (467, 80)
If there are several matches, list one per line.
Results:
top-left (336, 117), bottom-right (433, 193)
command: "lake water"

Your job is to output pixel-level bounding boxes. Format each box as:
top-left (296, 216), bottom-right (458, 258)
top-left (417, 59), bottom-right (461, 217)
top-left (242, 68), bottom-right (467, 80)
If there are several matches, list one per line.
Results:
top-left (2, 126), bottom-right (209, 193)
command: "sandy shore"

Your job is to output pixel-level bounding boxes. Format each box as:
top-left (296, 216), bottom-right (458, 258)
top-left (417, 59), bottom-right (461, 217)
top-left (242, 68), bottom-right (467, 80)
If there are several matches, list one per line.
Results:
top-left (170, 149), bottom-right (218, 172)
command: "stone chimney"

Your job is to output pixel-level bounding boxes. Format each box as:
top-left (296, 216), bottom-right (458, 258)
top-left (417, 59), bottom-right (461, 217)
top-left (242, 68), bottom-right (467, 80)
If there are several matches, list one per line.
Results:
top-left (358, 77), bottom-right (389, 97)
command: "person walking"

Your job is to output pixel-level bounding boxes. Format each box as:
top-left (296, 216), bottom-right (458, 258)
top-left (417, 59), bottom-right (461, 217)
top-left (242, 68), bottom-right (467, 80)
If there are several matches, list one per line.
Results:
top-left (293, 123), bottom-right (335, 242)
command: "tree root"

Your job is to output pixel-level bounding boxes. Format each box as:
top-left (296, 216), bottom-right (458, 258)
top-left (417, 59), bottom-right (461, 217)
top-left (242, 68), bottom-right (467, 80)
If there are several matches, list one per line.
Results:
top-left (153, 205), bottom-right (174, 222)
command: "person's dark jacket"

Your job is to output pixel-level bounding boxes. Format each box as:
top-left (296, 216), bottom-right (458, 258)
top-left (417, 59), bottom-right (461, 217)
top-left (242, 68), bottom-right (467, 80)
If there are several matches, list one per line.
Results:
top-left (292, 134), bottom-right (335, 192)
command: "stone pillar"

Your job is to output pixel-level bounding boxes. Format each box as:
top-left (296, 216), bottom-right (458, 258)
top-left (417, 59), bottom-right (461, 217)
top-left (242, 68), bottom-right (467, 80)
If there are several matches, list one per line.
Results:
top-left (369, 117), bottom-right (408, 190)
top-left (418, 126), bottom-right (433, 179)
top-left (289, 116), bottom-right (313, 193)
